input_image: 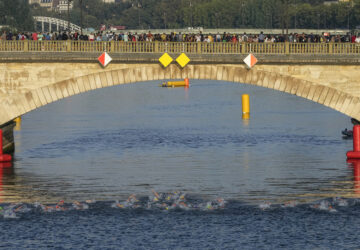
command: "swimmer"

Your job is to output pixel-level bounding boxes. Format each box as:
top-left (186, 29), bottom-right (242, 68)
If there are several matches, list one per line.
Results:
top-left (152, 189), bottom-right (161, 200)
top-left (54, 200), bottom-right (65, 211)
top-left (3, 209), bottom-right (17, 219)
top-left (328, 205), bottom-right (337, 213)
top-left (318, 201), bottom-right (330, 210)
top-left (216, 198), bottom-right (226, 208)
top-left (72, 201), bottom-right (89, 210)
top-left (281, 201), bottom-right (298, 208)
top-left (35, 202), bottom-right (54, 212)
top-left (111, 200), bottom-right (121, 208)
top-left (333, 197), bottom-right (348, 207)
top-left (204, 201), bottom-right (214, 210)
top-left (14, 206), bottom-right (23, 212)
top-left (127, 194), bottom-right (138, 204)
top-left (259, 201), bottom-right (271, 210)
top-left (178, 201), bottom-right (190, 210)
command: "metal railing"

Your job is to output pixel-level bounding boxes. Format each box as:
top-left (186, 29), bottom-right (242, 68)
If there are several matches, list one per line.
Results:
top-left (1, 40), bottom-right (360, 54)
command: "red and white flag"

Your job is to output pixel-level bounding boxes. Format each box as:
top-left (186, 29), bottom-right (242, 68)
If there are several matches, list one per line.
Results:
top-left (98, 52), bottom-right (112, 67)
top-left (243, 53), bottom-right (258, 69)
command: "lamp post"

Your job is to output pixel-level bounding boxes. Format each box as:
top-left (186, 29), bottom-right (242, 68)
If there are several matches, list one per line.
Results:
top-left (190, 0), bottom-right (193, 27)
top-left (293, 0), bottom-right (297, 29)
top-left (137, 3), bottom-right (141, 29)
top-left (67, 0), bottom-right (73, 32)
top-left (80, 0), bottom-right (83, 34)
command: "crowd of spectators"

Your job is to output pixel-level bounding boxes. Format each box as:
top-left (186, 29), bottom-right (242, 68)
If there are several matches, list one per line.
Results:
top-left (1, 30), bottom-right (360, 43)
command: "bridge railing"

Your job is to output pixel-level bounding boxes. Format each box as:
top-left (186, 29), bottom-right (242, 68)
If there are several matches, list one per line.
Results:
top-left (0, 41), bottom-right (25, 51)
top-left (1, 40), bottom-right (360, 54)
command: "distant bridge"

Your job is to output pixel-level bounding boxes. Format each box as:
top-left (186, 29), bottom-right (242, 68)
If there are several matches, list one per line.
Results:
top-left (34, 16), bottom-right (81, 33)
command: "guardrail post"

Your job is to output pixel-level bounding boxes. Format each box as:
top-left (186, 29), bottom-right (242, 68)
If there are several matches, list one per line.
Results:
top-left (328, 42), bottom-right (333, 54)
top-left (154, 42), bottom-right (158, 53)
top-left (197, 42), bottom-right (202, 54)
top-left (66, 40), bottom-right (71, 52)
top-left (285, 42), bottom-right (290, 55)
top-left (23, 40), bottom-right (29, 52)
top-left (241, 42), bottom-right (246, 54)
top-left (110, 40), bottom-right (115, 52)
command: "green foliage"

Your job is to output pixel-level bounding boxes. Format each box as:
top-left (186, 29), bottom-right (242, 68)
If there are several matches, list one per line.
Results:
top-left (4, 0), bottom-right (360, 31)
top-left (0, 0), bottom-right (33, 31)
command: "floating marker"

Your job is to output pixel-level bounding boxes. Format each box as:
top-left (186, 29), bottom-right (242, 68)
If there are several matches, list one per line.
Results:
top-left (243, 53), bottom-right (258, 69)
top-left (160, 78), bottom-right (190, 88)
top-left (347, 125), bottom-right (360, 159)
top-left (14, 117), bottom-right (21, 131)
top-left (242, 94), bottom-right (250, 119)
top-left (98, 52), bottom-right (112, 67)
top-left (184, 78), bottom-right (190, 87)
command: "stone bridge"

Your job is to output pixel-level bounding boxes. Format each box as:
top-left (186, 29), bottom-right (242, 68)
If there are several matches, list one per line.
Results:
top-left (1, 41), bottom-right (360, 152)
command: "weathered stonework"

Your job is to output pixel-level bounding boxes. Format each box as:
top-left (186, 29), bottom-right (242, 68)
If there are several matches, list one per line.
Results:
top-left (0, 62), bottom-right (360, 127)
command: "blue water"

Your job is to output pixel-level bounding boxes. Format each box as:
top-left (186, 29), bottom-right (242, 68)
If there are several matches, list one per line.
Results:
top-left (0, 80), bottom-right (357, 248)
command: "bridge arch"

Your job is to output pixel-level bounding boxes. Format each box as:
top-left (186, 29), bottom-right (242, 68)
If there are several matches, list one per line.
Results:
top-left (2, 64), bottom-right (359, 125)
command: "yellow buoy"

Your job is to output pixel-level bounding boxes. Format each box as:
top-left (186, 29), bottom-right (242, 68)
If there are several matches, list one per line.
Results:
top-left (14, 116), bottom-right (21, 131)
top-left (160, 78), bottom-right (190, 88)
top-left (242, 94), bottom-right (250, 119)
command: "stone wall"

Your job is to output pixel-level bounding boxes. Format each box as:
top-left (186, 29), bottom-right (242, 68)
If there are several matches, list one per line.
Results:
top-left (0, 56), bottom-right (360, 125)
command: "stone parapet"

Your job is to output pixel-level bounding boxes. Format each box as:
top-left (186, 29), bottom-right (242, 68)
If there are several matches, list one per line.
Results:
top-left (0, 52), bottom-right (360, 65)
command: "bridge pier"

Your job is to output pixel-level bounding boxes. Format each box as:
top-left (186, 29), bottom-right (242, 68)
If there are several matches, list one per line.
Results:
top-left (0, 121), bottom-right (15, 155)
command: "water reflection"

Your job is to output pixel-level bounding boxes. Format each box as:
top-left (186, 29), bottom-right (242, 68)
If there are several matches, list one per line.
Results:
top-left (5, 81), bottom-right (354, 203)
top-left (0, 163), bottom-right (14, 202)
top-left (13, 117), bottom-right (21, 131)
top-left (347, 159), bottom-right (360, 194)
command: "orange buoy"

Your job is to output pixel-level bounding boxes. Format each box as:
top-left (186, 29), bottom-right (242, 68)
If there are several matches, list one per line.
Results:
top-left (184, 78), bottom-right (190, 87)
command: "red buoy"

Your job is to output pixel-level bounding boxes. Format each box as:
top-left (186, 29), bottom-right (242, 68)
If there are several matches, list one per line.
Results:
top-left (347, 125), bottom-right (360, 159)
top-left (0, 129), bottom-right (12, 162)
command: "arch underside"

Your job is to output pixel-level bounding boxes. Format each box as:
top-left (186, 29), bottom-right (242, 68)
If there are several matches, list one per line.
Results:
top-left (1, 64), bottom-right (359, 125)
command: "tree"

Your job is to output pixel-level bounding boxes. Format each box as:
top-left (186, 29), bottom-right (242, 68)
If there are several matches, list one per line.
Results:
top-left (0, 0), bottom-right (34, 31)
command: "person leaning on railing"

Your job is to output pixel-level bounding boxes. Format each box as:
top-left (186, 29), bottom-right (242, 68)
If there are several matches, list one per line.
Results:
top-left (0, 30), bottom-right (355, 44)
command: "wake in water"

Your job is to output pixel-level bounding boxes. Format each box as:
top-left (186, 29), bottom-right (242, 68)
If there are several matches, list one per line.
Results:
top-left (0, 190), bottom-right (227, 219)
top-left (0, 191), bottom-right (359, 220)
top-left (258, 197), bottom-right (353, 213)
top-left (111, 190), bottom-right (226, 211)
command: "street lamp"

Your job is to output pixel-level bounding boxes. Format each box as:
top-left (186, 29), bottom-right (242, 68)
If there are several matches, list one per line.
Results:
top-left (67, 0), bottom-right (73, 32)
top-left (80, 0), bottom-right (83, 34)
top-left (190, 0), bottom-right (193, 27)
top-left (137, 3), bottom-right (142, 29)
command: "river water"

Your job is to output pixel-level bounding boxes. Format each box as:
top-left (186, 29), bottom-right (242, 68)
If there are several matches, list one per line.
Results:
top-left (1, 80), bottom-right (359, 249)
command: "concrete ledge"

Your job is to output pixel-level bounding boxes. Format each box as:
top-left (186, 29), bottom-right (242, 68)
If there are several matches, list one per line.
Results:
top-left (0, 52), bottom-right (360, 65)
top-left (0, 121), bottom-right (15, 154)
